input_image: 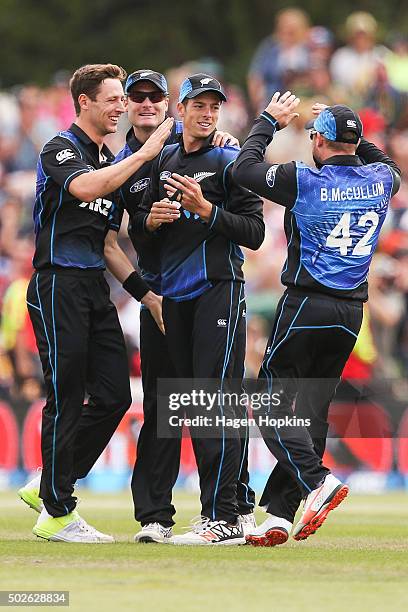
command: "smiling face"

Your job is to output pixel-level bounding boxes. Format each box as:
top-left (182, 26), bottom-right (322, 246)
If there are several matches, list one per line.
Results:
top-left (80, 78), bottom-right (126, 137)
top-left (177, 92), bottom-right (222, 141)
top-left (127, 81), bottom-right (168, 134)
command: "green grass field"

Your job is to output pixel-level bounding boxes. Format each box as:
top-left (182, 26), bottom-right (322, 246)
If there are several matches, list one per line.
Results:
top-left (0, 490), bottom-right (407, 611)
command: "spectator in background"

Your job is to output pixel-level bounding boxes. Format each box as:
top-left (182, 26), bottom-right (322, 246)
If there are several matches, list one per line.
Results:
top-left (330, 12), bottom-right (385, 102)
top-left (7, 86), bottom-right (58, 172)
top-left (247, 7), bottom-right (310, 114)
top-left (367, 253), bottom-right (405, 377)
top-left (364, 61), bottom-right (408, 129)
top-left (38, 71), bottom-right (75, 130)
top-left (308, 26), bottom-right (334, 67)
top-left (384, 35), bottom-right (408, 94)
top-left (245, 314), bottom-right (269, 378)
top-left (0, 239), bottom-right (41, 400)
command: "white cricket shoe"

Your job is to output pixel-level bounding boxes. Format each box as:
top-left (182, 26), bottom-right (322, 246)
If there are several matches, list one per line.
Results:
top-left (18, 472), bottom-right (43, 513)
top-left (171, 516), bottom-right (245, 546)
top-left (245, 514), bottom-right (291, 547)
top-left (134, 523), bottom-right (173, 543)
top-left (293, 473), bottom-right (349, 541)
top-left (33, 508), bottom-right (114, 543)
top-left (238, 512), bottom-right (257, 537)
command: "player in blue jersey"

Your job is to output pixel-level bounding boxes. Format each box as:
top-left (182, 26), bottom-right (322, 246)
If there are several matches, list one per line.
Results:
top-left (20, 64), bottom-right (173, 543)
top-left (104, 69), bottom-right (255, 544)
top-left (233, 92), bottom-right (401, 545)
top-left (132, 74), bottom-right (264, 545)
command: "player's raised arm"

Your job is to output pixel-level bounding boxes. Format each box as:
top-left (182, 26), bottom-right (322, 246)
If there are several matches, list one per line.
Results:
top-left (69, 117), bottom-right (174, 202)
top-left (232, 91), bottom-right (300, 206)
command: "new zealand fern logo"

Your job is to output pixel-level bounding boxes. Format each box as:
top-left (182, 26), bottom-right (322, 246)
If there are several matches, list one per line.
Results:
top-left (193, 172), bottom-right (216, 183)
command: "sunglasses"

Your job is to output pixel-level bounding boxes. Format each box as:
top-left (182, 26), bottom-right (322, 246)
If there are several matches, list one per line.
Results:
top-left (127, 91), bottom-right (166, 104)
top-left (309, 130), bottom-right (318, 140)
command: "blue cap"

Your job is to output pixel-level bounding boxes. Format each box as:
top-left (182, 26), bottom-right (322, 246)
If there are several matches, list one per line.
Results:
top-left (305, 105), bottom-right (363, 144)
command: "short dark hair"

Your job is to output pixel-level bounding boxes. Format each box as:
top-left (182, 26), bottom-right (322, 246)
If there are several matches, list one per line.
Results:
top-left (70, 64), bottom-right (127, 115)
top-left (322, 134), bottom-right (358, 153)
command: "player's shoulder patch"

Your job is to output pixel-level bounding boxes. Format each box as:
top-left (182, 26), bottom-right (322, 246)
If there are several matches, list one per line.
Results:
top-left (51, 130), bottom-right (83, 159)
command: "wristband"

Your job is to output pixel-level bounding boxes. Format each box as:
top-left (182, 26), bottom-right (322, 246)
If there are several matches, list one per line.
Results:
top-left (122, 271), bottom-right (150, 301)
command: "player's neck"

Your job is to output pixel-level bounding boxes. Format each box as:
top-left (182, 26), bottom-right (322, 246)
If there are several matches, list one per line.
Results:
top-left (133, 126), bottom-right (155, 144)
top-left (182, 132), bottom-right (205, 153)
top-left (74, 117), bottom-right (104, 149)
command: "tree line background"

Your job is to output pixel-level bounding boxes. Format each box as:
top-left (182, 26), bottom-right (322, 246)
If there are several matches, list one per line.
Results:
top-left (1, 0), bottom-right (407, 88)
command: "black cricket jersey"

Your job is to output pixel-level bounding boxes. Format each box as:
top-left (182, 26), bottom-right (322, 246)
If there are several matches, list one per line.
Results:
top-left (132, 133), bottom-right (264, 301)
top-left (233, 112), bottom-right (401, 301)
top-left (109, 121), bottom-right (183, 293)
top-left (33, 123), bottom-right (115, 270)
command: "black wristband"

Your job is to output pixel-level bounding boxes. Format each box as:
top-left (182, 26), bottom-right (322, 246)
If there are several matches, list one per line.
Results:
top-left (122, 271), bottom-right (150, 302)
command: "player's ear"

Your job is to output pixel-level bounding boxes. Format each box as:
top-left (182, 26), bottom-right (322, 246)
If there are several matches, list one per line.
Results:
top-left (78, 93), bottom-right (89, 112)
top-left (164, 96), bottom-right (169, 113)
top-left (316, 133), bottom-right (325, 148)
top-left (176, 102), bottom-right (185, 120)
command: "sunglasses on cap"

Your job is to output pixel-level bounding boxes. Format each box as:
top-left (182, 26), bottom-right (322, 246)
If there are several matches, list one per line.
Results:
top-left (127, 91), bottom-right (166, 104)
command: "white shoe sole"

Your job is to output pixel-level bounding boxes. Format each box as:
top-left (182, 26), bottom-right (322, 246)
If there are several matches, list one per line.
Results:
top-left (134, 534), bottom-right (170, 544)
top-left (33, 528), bottom-right (114, 544)
top-left (171, 536), bottom-right (246, 546)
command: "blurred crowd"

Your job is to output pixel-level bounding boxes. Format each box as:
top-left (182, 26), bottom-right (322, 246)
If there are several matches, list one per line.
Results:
top-left (1, 9), bottom-right (408, 404)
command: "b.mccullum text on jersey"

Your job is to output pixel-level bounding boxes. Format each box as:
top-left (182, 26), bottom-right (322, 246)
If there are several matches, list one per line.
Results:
top-left (233, 112), bottom-right (401, 301)
top-left (132, 134), bottom-right (264, 301)
top-left (33, 123), bottom-right (115, 270)
top-left (109, 121), bottom-right (183, 293)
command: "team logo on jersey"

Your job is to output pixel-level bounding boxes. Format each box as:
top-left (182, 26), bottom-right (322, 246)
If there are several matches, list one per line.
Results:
top-left (86, 165), bottom-right (96, 172)
top-left (217, 318), bottom-right (228, 327)
top-left (200, 78), bottom-right (213, 86)
top-left (160, 171), bottom-right (172, 181)
top-left (130, 178), bottom-right (150, 193)
top-left (266, 164), bottom-right (279, 187)
top-left (193, 172), bottom-right (216, 183)
top-left (56, 149), bottom-right (75, 164)
top-left (79, 198), bottom-right (112, 216)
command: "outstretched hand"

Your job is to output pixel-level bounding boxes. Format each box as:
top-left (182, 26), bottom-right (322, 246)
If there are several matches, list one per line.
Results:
top-left (139, 117), bottom-right (174, 161)
top-left (264, 91), bottom-right (300, 130)
top-left (311, 102), bottom-right (329, 117)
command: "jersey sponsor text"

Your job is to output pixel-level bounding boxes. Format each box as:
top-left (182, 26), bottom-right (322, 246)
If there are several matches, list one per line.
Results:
top-left (79, 198), bottom-right (113, 216)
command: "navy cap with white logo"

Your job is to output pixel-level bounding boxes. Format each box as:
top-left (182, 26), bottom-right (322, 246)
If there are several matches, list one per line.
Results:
top-left (178, 73), bottom-right (227, 103)
top-left (125, 70), bottom-right (168, 95)
top-left (305, 105), bottom-right (363, 144)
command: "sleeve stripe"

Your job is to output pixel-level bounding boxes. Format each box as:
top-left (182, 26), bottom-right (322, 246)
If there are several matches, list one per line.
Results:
top-left (260, 112), bottom-right (278, 129)
top-left (209, 205), bottom-right (218, 229)
top-left (63, 168), bottom-right (90, 191)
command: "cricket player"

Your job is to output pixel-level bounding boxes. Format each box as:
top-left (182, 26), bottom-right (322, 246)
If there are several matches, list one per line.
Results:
top-left (106, 69), bottom-right (255, 543)
top-left (233, 93), bottom-right (401, 545)
top-left (132, 73), bottom-right (264, 545)
top-left (19, 63), bottom-right (173, 542)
